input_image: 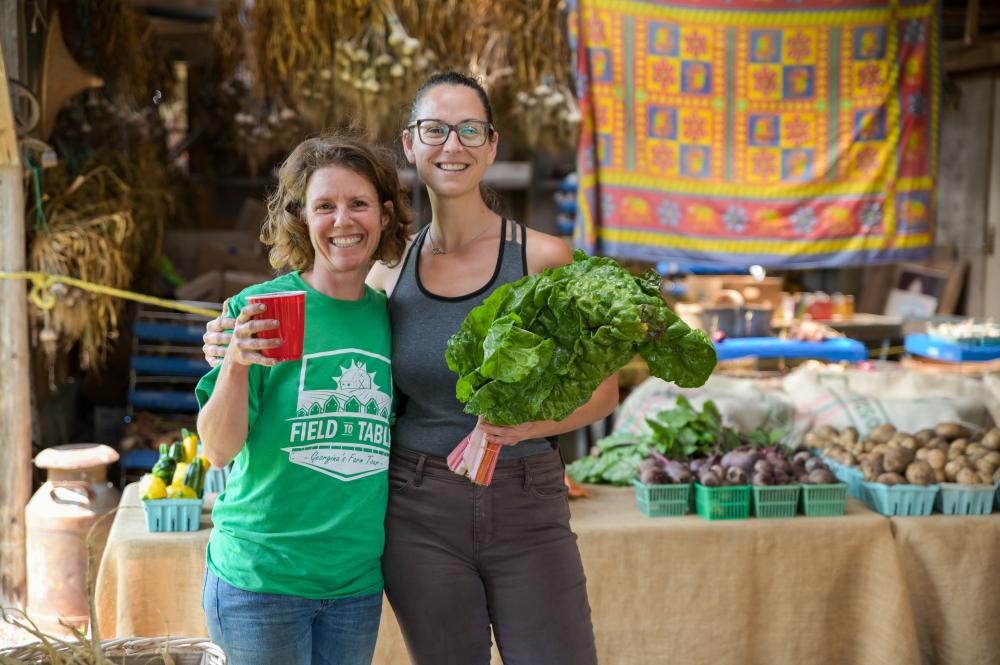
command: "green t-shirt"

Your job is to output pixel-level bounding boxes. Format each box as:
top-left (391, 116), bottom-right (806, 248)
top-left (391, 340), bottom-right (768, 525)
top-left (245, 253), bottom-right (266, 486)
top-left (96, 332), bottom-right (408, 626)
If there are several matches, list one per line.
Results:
top-left (195, 272), bottom-right (392, 599)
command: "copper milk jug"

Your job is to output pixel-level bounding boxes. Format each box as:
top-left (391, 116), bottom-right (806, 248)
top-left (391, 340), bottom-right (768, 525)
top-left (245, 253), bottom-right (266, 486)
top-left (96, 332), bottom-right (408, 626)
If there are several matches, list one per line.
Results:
top-left (26, 444), bottom-right (121, 632)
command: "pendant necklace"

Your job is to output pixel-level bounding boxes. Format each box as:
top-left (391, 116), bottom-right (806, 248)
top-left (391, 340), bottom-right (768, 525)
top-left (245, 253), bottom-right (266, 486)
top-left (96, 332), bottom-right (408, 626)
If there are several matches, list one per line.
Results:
top-left (428, 220), bottom-right (494, 256)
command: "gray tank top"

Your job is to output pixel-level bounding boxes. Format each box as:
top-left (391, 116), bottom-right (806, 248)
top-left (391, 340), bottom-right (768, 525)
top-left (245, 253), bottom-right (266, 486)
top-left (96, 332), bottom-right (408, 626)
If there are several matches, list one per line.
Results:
top-left (389, 218), bottom-right (553, 459)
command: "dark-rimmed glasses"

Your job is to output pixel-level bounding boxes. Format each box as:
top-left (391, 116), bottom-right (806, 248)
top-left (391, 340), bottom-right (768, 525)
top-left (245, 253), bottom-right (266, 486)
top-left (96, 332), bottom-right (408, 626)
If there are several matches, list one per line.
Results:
top-left (407, 119), bottom-right (494, 147)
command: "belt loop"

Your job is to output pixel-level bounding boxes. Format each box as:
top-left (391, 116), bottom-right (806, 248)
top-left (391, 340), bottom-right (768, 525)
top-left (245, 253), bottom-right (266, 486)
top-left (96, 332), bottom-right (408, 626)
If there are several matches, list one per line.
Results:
top-left (414, 455), bottom-right (427, 487)
top-left (521, 458), bottom-right (531, 490)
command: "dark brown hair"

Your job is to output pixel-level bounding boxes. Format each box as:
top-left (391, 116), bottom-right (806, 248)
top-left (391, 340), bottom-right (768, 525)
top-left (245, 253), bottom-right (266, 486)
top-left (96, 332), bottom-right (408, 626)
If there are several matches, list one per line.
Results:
top-left (261, 135), bottom-right (413, 271)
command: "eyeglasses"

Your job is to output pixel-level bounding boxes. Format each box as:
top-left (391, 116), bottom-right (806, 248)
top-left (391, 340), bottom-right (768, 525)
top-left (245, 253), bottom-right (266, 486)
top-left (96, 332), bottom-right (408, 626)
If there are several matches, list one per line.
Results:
top-left (407, 119), bottom-right (494, 148)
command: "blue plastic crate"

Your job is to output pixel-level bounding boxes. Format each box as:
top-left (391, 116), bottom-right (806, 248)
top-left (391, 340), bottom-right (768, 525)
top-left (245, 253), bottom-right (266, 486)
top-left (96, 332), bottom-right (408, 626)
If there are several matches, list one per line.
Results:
top-left (142, 498), bottom-right (203, 532)
top-left (861, 482), bottom-right (938, 516)
top-left (905, 334), bottom-right (1000, 363)
top-left (935, 483), bottom-right (995, 515)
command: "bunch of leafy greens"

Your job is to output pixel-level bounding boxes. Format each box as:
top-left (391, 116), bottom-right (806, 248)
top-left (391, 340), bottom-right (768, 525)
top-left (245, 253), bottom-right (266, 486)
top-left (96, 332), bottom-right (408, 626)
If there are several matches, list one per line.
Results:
top-left (445, 252), bottom-right (717, 426)
top-left (566, 396), bottom-right (785, 485)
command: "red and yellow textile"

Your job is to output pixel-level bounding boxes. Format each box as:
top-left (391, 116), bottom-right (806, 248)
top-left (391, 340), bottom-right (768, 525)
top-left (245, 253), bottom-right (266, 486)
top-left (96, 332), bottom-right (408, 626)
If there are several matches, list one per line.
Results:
top-left (570, 0), bottom-right (939, 268)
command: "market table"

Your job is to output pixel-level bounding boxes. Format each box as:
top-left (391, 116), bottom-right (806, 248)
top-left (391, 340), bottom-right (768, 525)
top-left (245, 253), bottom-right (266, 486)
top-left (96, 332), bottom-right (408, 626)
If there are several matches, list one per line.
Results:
top-left (97, 483), bottom-right (942, 665)
top-left (889, 513), bottom-right (1000, 665)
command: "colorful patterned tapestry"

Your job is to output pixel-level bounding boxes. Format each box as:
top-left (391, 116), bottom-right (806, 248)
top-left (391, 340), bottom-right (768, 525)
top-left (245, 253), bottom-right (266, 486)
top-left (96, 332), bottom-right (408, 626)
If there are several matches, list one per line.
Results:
top-left (570, 0), bottom-right (939, 268)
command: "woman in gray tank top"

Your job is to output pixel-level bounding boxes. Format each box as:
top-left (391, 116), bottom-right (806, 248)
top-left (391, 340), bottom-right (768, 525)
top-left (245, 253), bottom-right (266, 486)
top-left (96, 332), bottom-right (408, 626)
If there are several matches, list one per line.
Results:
top-left (203, 72), bottom-right (617, 665)
top-left (367, 72), bottom-right (617, 665)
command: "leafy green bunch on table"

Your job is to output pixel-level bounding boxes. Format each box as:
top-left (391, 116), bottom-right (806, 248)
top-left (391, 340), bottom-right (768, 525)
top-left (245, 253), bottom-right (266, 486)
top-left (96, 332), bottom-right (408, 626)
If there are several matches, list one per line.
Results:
top-left (567, 396), bottom-right (785, 486)
top-left (445, 251), bottom-right (718, 484)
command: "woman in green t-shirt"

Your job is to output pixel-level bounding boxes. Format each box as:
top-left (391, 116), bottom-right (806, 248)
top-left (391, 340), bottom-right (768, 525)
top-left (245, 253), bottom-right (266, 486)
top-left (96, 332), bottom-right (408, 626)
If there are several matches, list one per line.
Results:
top-left (203, 73), bottom-right (616, 665)
top-left (196, 135), bottom-right (413, 665)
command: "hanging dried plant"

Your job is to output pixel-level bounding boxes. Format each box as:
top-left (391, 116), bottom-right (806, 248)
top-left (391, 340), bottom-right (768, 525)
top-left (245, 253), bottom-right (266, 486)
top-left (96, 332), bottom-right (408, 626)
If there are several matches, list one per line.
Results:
top-left (70, 0), bottom-right (173, 102)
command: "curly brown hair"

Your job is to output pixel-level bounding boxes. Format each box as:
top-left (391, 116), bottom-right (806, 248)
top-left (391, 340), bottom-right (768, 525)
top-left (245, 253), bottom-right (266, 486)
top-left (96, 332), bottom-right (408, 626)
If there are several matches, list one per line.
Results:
top-left (261, 135), bottom-right (413, 272)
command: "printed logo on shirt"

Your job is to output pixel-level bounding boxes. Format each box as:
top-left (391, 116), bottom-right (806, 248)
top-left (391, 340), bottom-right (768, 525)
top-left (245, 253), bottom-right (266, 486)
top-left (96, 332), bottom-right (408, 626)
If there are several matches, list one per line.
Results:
top-left (281, 349), bottom-right (392, 481)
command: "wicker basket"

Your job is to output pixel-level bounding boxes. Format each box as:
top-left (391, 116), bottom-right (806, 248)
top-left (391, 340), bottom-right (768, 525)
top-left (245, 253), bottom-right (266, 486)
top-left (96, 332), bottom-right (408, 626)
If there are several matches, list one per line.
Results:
top-left (0, 636), bottom-right (226, 664)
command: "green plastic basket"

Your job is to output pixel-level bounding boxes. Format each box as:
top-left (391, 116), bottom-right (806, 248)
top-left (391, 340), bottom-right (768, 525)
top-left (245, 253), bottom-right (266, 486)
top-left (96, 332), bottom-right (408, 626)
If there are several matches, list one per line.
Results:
top-left (861, 481), bottom-right (938, 516)
top-left (694, 484), bottom-right (750, 520)
top-left (632, 480), bottom-right (691, 517)
top-left (800, 483), bottom-right (848, 517)
top-left (752, 485), bottom-right (801, 519)
top-left (142, 498), bottom-right (203, 532)
top-left (935, 483), bottom-right (996, 515)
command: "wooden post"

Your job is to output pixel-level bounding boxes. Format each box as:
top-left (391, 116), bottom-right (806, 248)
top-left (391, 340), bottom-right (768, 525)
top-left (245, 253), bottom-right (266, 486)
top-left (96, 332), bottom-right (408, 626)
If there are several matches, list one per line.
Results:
top-left (0, 44), bottom-right (33, 607)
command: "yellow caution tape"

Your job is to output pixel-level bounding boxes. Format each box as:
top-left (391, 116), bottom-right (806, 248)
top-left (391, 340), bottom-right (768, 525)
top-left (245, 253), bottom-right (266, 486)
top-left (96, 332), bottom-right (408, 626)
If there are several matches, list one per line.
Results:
top-left (0, 271), bottom-right (220, 318)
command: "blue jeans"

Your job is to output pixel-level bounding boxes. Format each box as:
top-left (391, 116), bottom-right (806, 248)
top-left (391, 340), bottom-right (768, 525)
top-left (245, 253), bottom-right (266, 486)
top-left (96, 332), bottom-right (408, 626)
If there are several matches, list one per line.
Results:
top-left (202, 568), bottom-right (382, 665)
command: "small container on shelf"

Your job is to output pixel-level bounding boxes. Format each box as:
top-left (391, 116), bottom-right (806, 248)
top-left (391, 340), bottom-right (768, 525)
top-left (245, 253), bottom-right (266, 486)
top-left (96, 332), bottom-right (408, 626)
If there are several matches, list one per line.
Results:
top-left (142, 498), bottom-right (203, 532)
top-left (935, 483), bottom-right (996, 515)
top-left (632, 480), bottom-right (691, 517)
top-left (694, 484), bottom-right (750, 520)
top-left (752, 485), bottom-right (801, 519)
top-left (800, 483), bottom-right (848, 517)
top-left (861, 481), bottom-right (938, 516)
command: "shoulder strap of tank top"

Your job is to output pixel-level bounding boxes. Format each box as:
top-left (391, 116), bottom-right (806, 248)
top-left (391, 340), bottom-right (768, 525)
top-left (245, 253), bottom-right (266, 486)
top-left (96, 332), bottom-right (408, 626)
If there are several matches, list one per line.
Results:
top-left (518, 221), bottom-right (528, 276)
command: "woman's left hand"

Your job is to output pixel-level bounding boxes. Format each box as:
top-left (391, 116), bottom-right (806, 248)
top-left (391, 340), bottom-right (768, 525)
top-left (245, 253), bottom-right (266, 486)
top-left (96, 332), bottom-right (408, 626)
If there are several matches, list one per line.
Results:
top-left (477, 418), bottom-right (550, 447)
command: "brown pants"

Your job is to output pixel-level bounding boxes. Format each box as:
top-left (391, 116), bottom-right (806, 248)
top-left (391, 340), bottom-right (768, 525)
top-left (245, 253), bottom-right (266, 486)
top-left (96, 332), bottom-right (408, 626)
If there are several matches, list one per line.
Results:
top-left (382, 448), bottom-right (598, 665)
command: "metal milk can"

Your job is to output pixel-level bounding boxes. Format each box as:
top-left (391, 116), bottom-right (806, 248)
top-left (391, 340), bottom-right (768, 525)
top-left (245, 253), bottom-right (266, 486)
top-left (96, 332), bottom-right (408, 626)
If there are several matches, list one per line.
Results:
top-left (26, 444), bottom-right (121, 633)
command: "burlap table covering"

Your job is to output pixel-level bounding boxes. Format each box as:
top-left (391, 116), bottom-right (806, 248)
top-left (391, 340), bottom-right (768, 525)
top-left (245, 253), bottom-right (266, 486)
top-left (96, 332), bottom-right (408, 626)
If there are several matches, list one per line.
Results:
top-left (98, 483), bottom-right (933, 664)
top-left (890, 513), bottom-right (1000, 665)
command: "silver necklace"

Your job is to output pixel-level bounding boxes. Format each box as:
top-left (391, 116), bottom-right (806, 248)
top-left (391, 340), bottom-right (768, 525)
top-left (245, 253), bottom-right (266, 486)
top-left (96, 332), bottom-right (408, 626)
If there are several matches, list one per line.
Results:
top-left (428, 221), bottom-right (494, 255)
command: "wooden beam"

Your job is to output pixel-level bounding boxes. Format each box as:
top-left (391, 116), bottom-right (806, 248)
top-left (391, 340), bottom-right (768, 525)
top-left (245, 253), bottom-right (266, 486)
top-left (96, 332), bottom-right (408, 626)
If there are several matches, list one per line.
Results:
top-left (944, 41), bottom-right (1000, 75)
top-left (966, 0), bottom-right (981, 46)
top-left (0, 42), bottom-right (32, 607)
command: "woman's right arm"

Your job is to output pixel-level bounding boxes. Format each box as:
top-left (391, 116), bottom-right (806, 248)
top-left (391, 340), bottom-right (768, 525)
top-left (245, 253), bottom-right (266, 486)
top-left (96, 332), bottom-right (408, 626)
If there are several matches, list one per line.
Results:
top-left (198, 303), bottom-right (280, 467)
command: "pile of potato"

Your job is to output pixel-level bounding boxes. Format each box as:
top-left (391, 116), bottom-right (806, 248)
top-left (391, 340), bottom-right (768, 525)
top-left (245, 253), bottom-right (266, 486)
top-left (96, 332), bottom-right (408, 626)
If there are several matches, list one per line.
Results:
top-left (807, 423), bottom-right (1000, 486)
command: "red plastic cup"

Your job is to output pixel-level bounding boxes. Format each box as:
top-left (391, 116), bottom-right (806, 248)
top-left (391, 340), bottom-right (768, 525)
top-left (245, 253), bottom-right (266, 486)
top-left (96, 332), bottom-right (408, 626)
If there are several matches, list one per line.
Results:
top-left (246, 291), bottom-right (306, 362)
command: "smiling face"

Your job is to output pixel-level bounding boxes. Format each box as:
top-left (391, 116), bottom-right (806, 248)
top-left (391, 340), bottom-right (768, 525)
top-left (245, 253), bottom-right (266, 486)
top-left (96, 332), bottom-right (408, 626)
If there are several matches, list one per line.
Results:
top-left (304, 165), bottom-right (389, 286)
top-left (403, 84), bottom-right (498, 200)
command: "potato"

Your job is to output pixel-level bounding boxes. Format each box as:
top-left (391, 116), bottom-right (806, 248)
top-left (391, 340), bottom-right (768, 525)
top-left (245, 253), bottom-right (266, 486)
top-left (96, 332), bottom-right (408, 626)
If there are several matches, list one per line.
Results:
top-left (876, 472), bottom-right (906, 486)
top-left (983, 451), bottom-right (1000, 468)
top-left (948, 441), bottom-right (967, 459)
top-left (956, 467), bottom-right (981, 485)
top-left (915, 448), bottom-right (928, 461)
top-left (868, 424), bottom-right (896, 444)
top-left (898, 436), bottom-right (919, 450)
top-left (934, 468), bottom-right (946, 483)
top-left (905, 461), bottom-right (935, 486)
top-left (981, 430), bottom-right (1000, 451)
top-left (805, 432), bottom-right (829, 449)
top-left (975, 458), bottom-right (996, 476)
top-left (816, 425), bottom-right (840, 440)
top-left (863, 439), bottom-right (876, 453)
top-left (925, 448), bottom-right (947, 470)
top-left (839, 427), bottom-right (859, 447)
top-left (965, 443), bottom-right (986, 461)
top-left (978, 471), bottom-right (993, 484)
top-left (872, 443), bottom-right (890, 456)
top-left (861, 456), bottom-right (884, 482)
top-left (914, 428), bottom-right (935, 445)
top-left (926, 437), bottom-right (949, 452)
top-left (936, 422), bottom-right (972, 441)
top-left (944, 460), bottom-right (967, 482)
top-left (883, 447), bottom-right (915, 474)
